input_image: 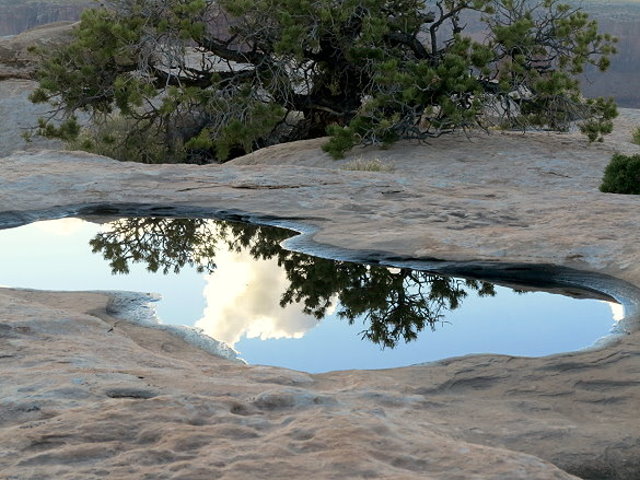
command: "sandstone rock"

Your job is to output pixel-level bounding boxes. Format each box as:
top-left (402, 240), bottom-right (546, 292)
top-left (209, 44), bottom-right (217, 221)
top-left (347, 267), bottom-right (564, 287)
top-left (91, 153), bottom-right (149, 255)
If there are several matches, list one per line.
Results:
top-left (1, 111), bottom-right (640, 479)
top-left (0, 289), bottom-right (587, 479)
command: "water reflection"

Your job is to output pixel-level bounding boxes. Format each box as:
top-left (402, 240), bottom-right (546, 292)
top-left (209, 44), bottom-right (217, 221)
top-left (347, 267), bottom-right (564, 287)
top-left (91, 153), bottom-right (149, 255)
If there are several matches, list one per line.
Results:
top-left (606, 301), bottom-right (626, 322)
top-left (90, 217), bottom-right (497, 348)
top-left (198, 247), bottom-right (323, 345)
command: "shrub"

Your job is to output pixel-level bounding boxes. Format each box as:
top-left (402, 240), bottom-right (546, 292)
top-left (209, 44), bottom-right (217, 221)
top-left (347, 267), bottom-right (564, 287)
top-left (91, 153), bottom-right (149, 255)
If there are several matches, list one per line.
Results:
top-left (600, 153), bottom-right (640, 194)
top-left (631, 127), bottom-right (640, 145)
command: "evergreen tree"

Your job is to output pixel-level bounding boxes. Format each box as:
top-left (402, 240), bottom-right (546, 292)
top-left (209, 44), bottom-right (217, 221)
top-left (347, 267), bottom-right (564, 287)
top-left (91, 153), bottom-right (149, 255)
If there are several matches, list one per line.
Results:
top-left (31, 0), bottom-right (617, 162)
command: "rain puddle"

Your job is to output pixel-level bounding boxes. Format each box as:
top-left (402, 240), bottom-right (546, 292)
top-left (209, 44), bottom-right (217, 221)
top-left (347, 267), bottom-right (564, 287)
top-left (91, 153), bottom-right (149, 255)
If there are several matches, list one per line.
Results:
top-left (0, 216), bottom-right (623, 373)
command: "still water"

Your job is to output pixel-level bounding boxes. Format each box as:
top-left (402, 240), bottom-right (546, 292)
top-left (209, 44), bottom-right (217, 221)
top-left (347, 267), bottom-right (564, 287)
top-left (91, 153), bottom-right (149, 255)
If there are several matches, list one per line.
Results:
top-left (0, 217), bottom-right (621, 373)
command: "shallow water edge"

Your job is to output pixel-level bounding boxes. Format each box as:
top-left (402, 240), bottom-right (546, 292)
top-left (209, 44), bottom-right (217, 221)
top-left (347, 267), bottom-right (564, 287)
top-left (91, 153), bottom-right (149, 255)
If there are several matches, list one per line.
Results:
top-left (2, 201), bottom-right (638, 354)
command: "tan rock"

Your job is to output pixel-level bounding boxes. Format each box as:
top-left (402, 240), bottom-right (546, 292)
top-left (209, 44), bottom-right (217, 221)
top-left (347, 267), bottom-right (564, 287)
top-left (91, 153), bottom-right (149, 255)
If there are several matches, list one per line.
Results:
top-left (1, 111), bottom-right (640, 479)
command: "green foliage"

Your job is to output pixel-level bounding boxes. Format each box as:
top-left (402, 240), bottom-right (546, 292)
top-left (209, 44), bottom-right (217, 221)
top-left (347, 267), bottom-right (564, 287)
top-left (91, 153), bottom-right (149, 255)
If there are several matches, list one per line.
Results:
top-left (89, 218), bottom-right (221, 274)
top-left (35, 116), bottom-right (80, 141)
top-left (31, 8), bottom-right (145, 114)
top-left (600, 153), bottom-right (640, 195)
top-left (210, 103), bottom-right (286, 161)
top-left (67, 115), bottom-right (171, 163)
top-left (578, 97), bottom-right (617, 142)
top-left (31, 0), bottom-right (618, 162)
top-left (323, 124), bottom-right (359, 159)
top-left (631, 127), bottom-right (640, 145)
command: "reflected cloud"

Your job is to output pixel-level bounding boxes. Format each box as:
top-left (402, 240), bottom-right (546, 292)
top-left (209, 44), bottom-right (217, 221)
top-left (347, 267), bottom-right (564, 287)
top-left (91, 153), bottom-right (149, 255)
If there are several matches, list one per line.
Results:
top-left (195, 248), bottom-right (323, 346)
top-left (604, 301), bottom-right (625, 322)
top-left (34, 218), bottom-right (87, 236)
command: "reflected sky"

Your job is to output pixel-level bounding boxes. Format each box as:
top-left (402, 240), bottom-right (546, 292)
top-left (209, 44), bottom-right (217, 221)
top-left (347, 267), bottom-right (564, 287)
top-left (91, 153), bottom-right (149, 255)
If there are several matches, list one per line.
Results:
top-left (0, 217), bottom-right (619, 373)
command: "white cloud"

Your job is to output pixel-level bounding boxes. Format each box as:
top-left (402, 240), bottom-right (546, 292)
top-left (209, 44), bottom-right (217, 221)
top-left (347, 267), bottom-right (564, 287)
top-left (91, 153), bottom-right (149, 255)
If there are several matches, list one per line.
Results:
top-left (195, 247), bottom-right (323, 346)
top-left (604, 301), bottom-right (625, 322)
top-left (34, 217), bottom-right (88, 236)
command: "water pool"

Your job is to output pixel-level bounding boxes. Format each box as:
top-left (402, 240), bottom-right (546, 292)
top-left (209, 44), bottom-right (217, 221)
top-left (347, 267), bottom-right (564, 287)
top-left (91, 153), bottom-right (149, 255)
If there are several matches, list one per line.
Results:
top-left (0, 216), bottom-right (622, 373)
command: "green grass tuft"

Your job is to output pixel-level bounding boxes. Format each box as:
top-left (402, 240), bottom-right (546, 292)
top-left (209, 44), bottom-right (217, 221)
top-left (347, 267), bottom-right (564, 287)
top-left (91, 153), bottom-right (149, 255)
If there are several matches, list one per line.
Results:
top-left (341, 157), bottom-right (395, 172)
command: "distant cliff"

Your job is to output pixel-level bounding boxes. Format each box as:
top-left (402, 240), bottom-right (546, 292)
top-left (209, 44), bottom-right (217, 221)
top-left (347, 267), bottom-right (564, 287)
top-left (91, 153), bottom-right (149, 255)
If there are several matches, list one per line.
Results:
top-left (0, 0), bottom-right (89, 36)
top-left (579, 7), bottom-right (640, 108)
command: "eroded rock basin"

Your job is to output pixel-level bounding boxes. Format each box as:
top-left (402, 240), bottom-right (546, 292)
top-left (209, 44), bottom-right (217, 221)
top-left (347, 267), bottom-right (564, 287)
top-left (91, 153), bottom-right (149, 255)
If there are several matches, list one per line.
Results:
top-left (0, 214), bottom-right (629, 374)
top-left (1, 114), bottom-right (640, 479)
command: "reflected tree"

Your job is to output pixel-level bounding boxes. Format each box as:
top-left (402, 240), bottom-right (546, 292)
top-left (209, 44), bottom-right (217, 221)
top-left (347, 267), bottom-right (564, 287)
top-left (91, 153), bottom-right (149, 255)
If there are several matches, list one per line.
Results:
top-left (90, 217), bottom-right (496, 347)
top-left (279, 259), bottom-right (495, 348)
top-left (89, 218), bottom-right (221, 274)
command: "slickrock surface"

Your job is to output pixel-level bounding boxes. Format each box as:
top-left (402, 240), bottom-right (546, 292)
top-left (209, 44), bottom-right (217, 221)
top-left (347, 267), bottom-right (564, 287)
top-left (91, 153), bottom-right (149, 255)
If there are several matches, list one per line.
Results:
top-left (1, 111), bottom-right (640, 479)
